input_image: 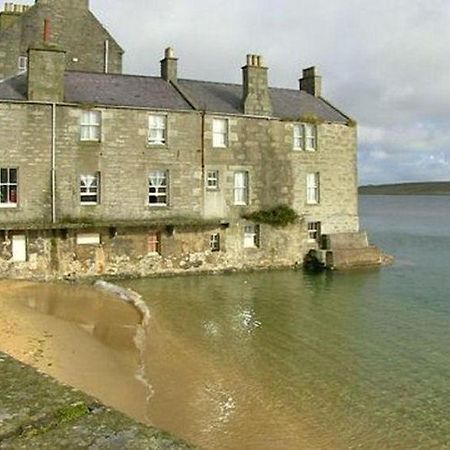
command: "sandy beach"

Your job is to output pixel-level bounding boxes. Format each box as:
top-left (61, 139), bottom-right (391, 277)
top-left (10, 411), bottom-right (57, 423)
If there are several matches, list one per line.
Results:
top-left (0, 280), bottom-right (149, 424)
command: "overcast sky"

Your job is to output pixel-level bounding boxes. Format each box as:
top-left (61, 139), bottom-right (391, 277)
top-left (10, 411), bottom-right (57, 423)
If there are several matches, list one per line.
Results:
top-left (4, 0), bottom-right (449, 184)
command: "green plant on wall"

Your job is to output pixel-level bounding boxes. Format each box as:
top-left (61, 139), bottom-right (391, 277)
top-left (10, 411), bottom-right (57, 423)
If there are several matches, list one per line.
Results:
top-left (243, 205), bottom-right (299, 227)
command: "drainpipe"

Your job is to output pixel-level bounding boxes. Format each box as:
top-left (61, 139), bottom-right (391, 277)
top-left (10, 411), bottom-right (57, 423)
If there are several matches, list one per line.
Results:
top-left (104, 39), bottom-right (109, 73)
top-left (51, 103), bottom-right (56, 224)
top-left (201, 111), bottom-right (206, 215)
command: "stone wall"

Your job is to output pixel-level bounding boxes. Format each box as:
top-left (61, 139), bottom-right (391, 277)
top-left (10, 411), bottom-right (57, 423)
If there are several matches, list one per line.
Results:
top-left (0, 223), bottom-right (307, 280)
top-left (0, 0), bottom-right (122, 80)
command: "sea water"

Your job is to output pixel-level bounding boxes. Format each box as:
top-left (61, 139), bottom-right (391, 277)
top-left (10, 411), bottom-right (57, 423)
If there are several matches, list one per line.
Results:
top-left (121, 195), bottom-right (450, 449)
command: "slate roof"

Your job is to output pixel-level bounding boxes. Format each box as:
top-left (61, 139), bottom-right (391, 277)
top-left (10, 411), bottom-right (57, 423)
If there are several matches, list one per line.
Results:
top-left (0, 71), bottom-right (349, 123)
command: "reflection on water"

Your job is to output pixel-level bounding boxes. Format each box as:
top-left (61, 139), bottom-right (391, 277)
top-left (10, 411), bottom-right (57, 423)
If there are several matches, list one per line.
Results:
top-left (14, 284), bottom-right (140, 350)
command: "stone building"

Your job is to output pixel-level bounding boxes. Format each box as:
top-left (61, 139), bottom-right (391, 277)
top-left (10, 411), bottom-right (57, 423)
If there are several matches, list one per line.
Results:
top-left (0, 0), bottom-right (381, 280)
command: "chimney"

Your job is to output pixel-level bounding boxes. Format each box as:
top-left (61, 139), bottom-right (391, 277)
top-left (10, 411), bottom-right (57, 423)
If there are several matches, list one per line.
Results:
top-left (242, 54), bottom-right (272, 116)
top-left (299, 66), bottom-right (322, 97)
top-left (27, 43), bottom-right (66, 102)
top-left (160, 47), bottom-right (178, 83)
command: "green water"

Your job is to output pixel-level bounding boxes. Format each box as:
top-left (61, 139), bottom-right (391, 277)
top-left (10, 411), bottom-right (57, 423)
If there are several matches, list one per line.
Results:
top-left (123, 196), bottom-right (450, 449)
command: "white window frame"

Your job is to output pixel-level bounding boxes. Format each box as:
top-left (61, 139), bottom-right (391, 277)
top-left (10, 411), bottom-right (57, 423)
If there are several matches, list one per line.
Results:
top-left (293, 123), bottom-right (317, 152)
top-left (307, 222), bottom-right (321, 242)
top-left (306, 173), bottom-right (320, 205)
top-left (243, 224), bottom-right (260, 249)
top-left (210, 233), bottom-right (220, 252)
top-left (148, 114), bottom-right (167, 145)
top-left (206, 170), bottom-right (219, 190)
top-left (0, 168), bottom-right (18, 208)
top-left (18, 56), bottom-right (27, 74)
top-left (80, 173), bottom-right (100, 205)
top-left (293, 124), bottom-right (304, 150)
top-left (80, 110), bottom-right (101, 142)
top-left (212, 118), bottom-right (229, 148)
top-left (148, 170), bottom-right (168, 206)
top-left (233, 171), bottom-right (249, 206)
top-left (305, 124), bottom-right (317, 151)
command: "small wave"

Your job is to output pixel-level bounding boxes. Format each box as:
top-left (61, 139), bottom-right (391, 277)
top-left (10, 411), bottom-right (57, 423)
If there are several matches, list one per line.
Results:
top-left (94, 280), bottom-right (153, 416)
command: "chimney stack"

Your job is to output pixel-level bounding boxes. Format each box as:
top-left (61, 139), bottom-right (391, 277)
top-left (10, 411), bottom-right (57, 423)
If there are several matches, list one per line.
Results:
top-left (299, 66), bottom-right (322, 97)
top-left (242, 54), bottom-right (272, 116)
top-left (27, 45), bottom-right (66, 102)
top-left (160, 47), bottom-right (178, 83)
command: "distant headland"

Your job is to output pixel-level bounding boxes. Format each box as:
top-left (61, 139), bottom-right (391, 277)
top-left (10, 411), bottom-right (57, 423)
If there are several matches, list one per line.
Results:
top-left (359, 182), bottom-right (450, 195)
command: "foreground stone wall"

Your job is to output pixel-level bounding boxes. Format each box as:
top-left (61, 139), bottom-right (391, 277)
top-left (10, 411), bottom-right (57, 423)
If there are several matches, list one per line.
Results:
top-left (0, 352), bottom-right (194, 449)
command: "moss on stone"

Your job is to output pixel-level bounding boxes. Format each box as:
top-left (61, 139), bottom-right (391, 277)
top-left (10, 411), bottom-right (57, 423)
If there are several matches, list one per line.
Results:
top-left (243, 205), bottom-right (299, 227)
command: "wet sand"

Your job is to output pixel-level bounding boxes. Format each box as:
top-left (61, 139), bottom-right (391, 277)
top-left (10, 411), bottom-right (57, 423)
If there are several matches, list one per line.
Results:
top-left (0, 280), bottom-right (148, 423)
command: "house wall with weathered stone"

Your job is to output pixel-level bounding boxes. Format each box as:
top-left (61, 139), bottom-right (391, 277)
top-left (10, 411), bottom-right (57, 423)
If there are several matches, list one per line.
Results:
top-left (0, 0), bottom-right (122, 80)
top-left (0, 102), bottom-right (52, 226)
top-left (54, 106), bottom-right (203, 223)
top-left (0, 222), bottom-right (306, 280)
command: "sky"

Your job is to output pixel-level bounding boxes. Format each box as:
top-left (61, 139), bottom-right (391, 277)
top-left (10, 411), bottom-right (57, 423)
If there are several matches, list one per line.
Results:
top-left (3, 0), bottom-right (449, 185)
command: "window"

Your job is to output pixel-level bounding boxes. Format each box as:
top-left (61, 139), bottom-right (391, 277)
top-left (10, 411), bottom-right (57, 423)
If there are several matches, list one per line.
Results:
top-left (308, 222), bottom-right (321, 242)
top-left (293, 124), bottom-right (304, 150)
top-left (213, 118), bottom-right (228, 148)
top-left (244, 225), bottom-right (260, 248)
top-left (149, 171), bottom-right (168, 206)
top-left (18, 56), bottom-right (27, 74)
top-left (76, 233), bottom-right (101, 245)
top-left (305, 124), bottom-right (316, 151)
top-left (0, 168), bottom-right (18, 208)
top-left (293, 123), bottom-right (317, 151)
top-left (206, 170), bottom-right (219, 190)
top-left (81, 110), bottom-right (101, 141)
top-left (234, 171), bottom-right (249, 205)
top-left (80, 173), bottom-right (100, 205)
top-left (306, 173), bottom-right (320, 204)
top-left (148, 231), bottom-right (161, 254)
top-left (210, 233), bottom-right (220, 252)
top-left (148, 115), bottom-right (167, 145)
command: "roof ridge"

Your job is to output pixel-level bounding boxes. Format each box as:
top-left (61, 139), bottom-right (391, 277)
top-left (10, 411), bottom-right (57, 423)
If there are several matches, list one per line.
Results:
top-left (65, 71), bottom-right (163, 81)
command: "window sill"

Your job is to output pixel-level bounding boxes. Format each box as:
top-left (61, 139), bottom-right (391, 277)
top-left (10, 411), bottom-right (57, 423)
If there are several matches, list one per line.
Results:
top-left (79, 140), bottom-right (101, 146)
top-left (234, 203), bottom-right (249, 207)
top-left (212, 146), bottom-right (228, 150)
top-left (0, 204), bottom-right (18, 209)
top-left (306, 202), bottom-right (320, 206)
top-left (147, 143), bottom-right (168, 149)
top-left (148, 204), bottom-right (169, 208)
top-left (80, 203), bottom-right (100, 207)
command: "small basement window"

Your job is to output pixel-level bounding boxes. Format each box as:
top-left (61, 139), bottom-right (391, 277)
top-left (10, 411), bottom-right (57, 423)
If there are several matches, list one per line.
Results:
top-left (308, 222), bottom-right (321, 243)
top-left (210, 233), bottom-right (220, 252)
top-left (76, 233), bottom-right (101, 245)
top-left (243, 225), bottom-right (260, 249)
